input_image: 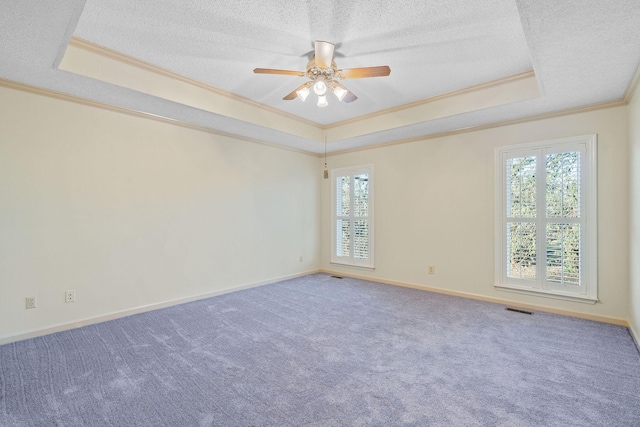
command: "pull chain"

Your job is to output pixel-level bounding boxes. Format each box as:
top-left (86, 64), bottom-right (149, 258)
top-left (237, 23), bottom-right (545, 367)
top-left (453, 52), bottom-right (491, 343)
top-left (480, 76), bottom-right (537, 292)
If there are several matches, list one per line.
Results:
top-left (323, 134), bottom-right (328, 179)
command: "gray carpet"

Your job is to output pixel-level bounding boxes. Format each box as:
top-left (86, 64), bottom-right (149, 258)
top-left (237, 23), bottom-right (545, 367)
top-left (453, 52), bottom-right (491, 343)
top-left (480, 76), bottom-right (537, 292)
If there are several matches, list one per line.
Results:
top-left (1, 273), bottom-right (639, 426)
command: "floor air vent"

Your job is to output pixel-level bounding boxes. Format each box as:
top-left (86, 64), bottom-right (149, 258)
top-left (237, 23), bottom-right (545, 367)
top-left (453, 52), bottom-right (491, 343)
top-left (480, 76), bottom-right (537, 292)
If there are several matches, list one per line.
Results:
top-left (506, 307), bottom-right (533, 315)
top-left (331, 275), bottom-right (343, 279)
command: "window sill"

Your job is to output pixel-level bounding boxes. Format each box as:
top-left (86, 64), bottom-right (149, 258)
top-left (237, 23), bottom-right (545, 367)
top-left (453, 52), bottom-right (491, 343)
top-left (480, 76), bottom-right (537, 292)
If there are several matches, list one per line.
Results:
top-left (495, 285), bottom-right (598, 304)
top-left (330, 261), bottom-right (375, 271)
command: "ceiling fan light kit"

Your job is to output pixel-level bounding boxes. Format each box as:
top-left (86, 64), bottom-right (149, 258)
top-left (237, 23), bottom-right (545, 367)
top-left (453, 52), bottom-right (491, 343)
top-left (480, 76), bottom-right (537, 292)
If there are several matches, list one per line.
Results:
top-left (254, 40), bottom-right (391, 107)
top-left (313, 79), bottom-right (327, 96)
top-left (331, 83), bottom-right (348, 101)
top-left (296, 86), bottom-right (311, 101)
top-left (317, 94), bottom-right (329, 108)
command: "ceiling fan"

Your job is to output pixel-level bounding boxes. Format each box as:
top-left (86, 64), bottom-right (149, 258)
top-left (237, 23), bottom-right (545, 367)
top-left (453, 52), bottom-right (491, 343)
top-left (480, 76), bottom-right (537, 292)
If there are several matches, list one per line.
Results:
top-left (253, 41), bottom-right (391, 107)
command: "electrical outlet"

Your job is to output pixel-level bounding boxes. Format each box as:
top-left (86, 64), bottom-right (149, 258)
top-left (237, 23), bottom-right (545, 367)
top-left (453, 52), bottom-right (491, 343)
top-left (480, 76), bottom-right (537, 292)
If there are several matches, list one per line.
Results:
top-left (65, 290), bottom-right (75, 303)
top-left (26, 297), bottom-right (37, 309)
top-left (428, 265), bottom-right (435, 275)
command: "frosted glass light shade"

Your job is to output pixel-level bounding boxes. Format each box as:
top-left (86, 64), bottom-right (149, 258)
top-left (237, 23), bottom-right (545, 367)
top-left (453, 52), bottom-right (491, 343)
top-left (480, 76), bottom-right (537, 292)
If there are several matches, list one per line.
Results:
top-left (333, 86), bottom-right (347, 101)
top-left (296, 87), bottom-right (310, 101)
top-left (313, 80), bottom-right (327, 96)
top-left (317, 95), bottom-right (328, 107)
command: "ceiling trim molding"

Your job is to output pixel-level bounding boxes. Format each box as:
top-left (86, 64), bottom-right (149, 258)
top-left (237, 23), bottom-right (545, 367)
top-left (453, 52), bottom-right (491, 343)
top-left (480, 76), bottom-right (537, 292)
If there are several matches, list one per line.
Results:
top-left (623, 60), bottom-right (640, 103)
top-left (0, 76), bottom-right (627, 159)
top-left (324, 70), bottom-right (537, 130)
top-left (67, 37), bottom-right (323, 130)
top-left (0, 78), bottom-right (319, 158)
top-left (326, 99), bottom-right (626, 157)
top-left (58, 38), bottom-right (542, 147)
top-left (325, 70), bottom-right (540, 142)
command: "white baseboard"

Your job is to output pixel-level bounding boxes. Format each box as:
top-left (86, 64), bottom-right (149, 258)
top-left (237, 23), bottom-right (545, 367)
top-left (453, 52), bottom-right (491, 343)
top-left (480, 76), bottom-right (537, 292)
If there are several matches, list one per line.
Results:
top-left (4, 269), bottom-right (633, 347)
top-left (0, 269), bottom-right (320, 345)
top-left (320, 269), bottom-right (629, 327)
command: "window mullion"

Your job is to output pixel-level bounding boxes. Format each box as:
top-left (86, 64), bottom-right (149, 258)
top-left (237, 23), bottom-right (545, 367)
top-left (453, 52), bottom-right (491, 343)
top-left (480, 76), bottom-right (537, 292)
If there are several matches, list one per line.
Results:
top-left (349, 173), bottom-right (355, 263)
top-left (546, 217), bottom-right (580, 224)
top-left (536, 149), bottom-right (546, 289)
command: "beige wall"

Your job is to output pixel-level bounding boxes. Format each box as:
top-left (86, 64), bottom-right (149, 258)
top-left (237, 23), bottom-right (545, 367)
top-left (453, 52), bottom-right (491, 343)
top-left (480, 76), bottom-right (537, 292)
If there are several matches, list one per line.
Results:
top-left (630, 78), bottom-right (640, 343)
top-left (321, 106), bottom-right (630, 322)
top-left (0, 86), bottom-right (320, 341)
top-left (1, 80), bottom-right (636, 343)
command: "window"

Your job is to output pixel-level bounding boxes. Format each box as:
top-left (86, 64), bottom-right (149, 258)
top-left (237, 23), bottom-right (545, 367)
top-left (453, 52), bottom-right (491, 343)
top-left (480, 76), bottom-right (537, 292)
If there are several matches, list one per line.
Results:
top-left (495, 135), bottom-right (597, 302)
top-left (331, 165), bottom-right (374, 268)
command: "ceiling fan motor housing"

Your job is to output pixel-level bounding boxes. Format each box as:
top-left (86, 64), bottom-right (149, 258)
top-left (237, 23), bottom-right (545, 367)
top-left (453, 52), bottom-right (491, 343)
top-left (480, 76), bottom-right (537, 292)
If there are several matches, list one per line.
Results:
top-left (306, 59), bottom-right (339, 81)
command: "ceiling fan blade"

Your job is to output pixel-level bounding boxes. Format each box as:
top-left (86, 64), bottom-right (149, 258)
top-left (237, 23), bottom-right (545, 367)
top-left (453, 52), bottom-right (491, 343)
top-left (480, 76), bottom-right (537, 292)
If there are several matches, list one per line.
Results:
top-left (337, 66), bottom-right (391, 79)
top-left (253, 68), bottom-right (306, 76)
top-left (314, 40), bottom-right (335, 68)
top-left (342, 90), bottom-right (358, 103)
top-left (283, 82), bottom-right (312, 100)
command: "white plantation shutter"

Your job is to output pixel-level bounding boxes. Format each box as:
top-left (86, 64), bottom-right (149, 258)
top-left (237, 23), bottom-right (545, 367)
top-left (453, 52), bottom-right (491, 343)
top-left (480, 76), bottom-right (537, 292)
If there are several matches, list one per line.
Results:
top-left (546, 152), bottom-right (580, 218)
top-left (545, 151), bottom-right (582, 287)
top-left (495, 135), bottom-right (597, 302)
top-left (507, 222), bottom-right (537, 280)
top-left (505, 155), bottom-right (537, 281)
top-left (336, 175), bottom-right (351, 257)
top-left (546, 223), bottom-right (580, 285)
top-left (506, 156), bottom-right (537, 218)
top-left (331, 165), bottom-right (374, 268)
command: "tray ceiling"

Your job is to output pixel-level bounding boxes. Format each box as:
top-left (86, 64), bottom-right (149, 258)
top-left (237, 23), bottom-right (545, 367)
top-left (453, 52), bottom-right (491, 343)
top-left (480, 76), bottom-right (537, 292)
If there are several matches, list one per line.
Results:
top-left (1, 0), bottom-right (639, 154)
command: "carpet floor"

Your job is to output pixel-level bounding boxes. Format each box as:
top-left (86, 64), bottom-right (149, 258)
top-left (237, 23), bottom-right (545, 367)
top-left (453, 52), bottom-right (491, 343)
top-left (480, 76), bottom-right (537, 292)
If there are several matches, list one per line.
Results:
top-left (1, 273), bottom-right (639, 426)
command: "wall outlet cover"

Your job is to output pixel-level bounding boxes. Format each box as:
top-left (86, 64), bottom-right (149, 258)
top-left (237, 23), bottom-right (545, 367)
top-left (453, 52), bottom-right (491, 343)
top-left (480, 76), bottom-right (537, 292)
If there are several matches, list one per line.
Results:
top-left (65, 290), bottom-right (76, 303)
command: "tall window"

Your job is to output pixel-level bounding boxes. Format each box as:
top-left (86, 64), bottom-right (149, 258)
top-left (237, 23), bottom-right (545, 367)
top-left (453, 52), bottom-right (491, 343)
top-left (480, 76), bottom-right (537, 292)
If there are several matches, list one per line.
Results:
top-left (331, 165), bottom-right (374, 268)
top-left (495, 135), bottom-right (597, 302)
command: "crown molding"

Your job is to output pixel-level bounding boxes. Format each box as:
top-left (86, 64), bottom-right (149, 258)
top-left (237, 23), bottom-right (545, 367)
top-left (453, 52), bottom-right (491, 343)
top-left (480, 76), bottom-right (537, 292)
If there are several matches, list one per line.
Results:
top-left (325, 70), bottom-right (537, 130)
top-left (324, 70), bottom-right (540, 142)
top-left (58, 40), bottom-right (636, 153)
top-left (623, 60), bottom-right (640, 104)
top-left (1, 76), bottom-right (627, 159)
top-left (0, 78), bottom-right (319, 158)
top-left (69, 38), bottom-right (538, 136)
top-left (67, 37), bottom-right (323, 130)
top-left (326, 98), bottom-right (626, 156)
top-left (67, 37), bottom-right (542, 142)
top-left (63, 40), bottom-right (640, 133)
top-left (1, 62), bottom-right (632, 160)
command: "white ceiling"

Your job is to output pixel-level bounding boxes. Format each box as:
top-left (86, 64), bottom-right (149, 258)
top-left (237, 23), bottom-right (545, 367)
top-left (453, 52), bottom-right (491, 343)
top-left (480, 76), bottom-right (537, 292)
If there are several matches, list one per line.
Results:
top-left (1, 0), bottom-right (640, 154)
top-left (73, 0), bottom-right (533, 125)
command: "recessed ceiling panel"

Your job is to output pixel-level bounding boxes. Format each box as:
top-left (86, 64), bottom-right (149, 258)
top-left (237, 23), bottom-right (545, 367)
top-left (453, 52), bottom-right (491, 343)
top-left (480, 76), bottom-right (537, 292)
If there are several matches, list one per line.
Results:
top-left (73, 0), bottom-right (533, 125)
top-left (2, 0), bottom-right (639, 155)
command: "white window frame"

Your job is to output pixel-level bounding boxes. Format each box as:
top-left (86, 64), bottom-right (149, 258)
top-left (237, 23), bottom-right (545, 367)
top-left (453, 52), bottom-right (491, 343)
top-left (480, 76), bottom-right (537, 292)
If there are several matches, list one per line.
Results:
top-left (494, 134), bottom-right (598, 303)
top-left (331, 164), bottom-right (374, 269)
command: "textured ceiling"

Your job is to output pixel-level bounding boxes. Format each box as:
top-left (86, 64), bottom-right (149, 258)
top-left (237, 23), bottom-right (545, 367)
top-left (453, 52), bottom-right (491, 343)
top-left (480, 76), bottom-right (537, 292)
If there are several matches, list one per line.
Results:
top-left (1, 0), bottom-right (639, 154)
top-left (72, 0), bottom-right (533, 125)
